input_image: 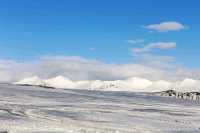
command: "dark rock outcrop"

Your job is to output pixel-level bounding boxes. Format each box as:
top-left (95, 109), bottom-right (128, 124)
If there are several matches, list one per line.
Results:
top-left (154, 90), bottom-right (200, 101)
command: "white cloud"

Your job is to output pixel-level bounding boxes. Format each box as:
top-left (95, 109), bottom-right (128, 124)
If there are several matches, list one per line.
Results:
top-left (132, 42), bottom-right (176, 53)
top-left (135, 54), bottom-right (176, 69)
top-left (127, 39), bottom-right (144, 44)
top-left (144, 21), bottom-right (187, 32)
top-left (149, 42), bottom-right (176, 49)
top-left (0, 56), bottom-right (199, 83)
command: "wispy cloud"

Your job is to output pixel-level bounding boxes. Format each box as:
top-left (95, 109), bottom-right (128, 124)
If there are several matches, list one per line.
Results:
top-left (132, 42), bottom-right (176, 53)
top-left (127, 39), bottom-right (144, 44)
top-left (144, 21), bottom-right (187, 32)
top-left (134, 54), bottom-right (176, 69)
top-left (89, 47), bottom-right (96, 51)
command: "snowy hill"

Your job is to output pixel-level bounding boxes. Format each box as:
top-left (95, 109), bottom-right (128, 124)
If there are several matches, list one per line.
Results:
top-left (14, 76), bottom-right (200, 92)
top-left (14, 76), bottom-right (155, 91)
top-left (14, 76), bottom-right (45, 86)
top-left (44, 76), bottom-right (77, 89)
top-left (1, 83), bottom-right (200, 133)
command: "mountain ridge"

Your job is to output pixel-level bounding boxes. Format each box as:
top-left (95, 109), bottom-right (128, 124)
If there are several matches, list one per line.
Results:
top-left (14, 76), bottom-right (200, 92)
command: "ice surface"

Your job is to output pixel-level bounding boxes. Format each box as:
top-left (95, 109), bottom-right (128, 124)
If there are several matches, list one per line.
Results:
top-left (0, 84), bottom-right (200, 133)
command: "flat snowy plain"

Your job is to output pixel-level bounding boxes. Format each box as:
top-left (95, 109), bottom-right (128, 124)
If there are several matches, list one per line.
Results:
top-left (0, 84), bottom-right (200, 133)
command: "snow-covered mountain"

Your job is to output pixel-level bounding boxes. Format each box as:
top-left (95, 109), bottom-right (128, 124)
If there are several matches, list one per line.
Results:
top-left (14, 76), bottom-right (155, 91)
top-left (14, 76), bottom-right (200, 92)
top-left (14, 76), bottom-right (45, 86)
top-left (44, 76), bottom-right (77, 89)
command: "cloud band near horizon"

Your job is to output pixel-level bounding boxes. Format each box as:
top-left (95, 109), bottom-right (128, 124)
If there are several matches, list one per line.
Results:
top-left (0, 56), bottom-right (199, 83)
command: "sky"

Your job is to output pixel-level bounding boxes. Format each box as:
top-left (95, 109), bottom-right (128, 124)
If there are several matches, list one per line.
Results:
top-left (0, 0), bottom-right (200, 82)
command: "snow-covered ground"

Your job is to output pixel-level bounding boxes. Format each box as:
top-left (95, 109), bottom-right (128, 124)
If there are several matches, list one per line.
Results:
top-left (0, 84), bottom-right (200, 133)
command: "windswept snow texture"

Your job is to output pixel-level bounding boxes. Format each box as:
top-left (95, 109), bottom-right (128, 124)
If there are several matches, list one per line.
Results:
top-left (0, 84), bottom-right (200, 133)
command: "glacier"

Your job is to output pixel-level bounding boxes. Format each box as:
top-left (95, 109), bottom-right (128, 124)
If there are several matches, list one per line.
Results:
top-left (0, 83), bottom-right (200, 133)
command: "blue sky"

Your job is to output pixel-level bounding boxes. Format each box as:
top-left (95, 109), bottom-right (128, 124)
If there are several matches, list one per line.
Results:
top-left (0, 0), bottom-right (200, 68)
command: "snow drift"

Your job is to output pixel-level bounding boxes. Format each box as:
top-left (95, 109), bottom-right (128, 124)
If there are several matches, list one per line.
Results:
top-left (14, 76), bottom-right (200, 92)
